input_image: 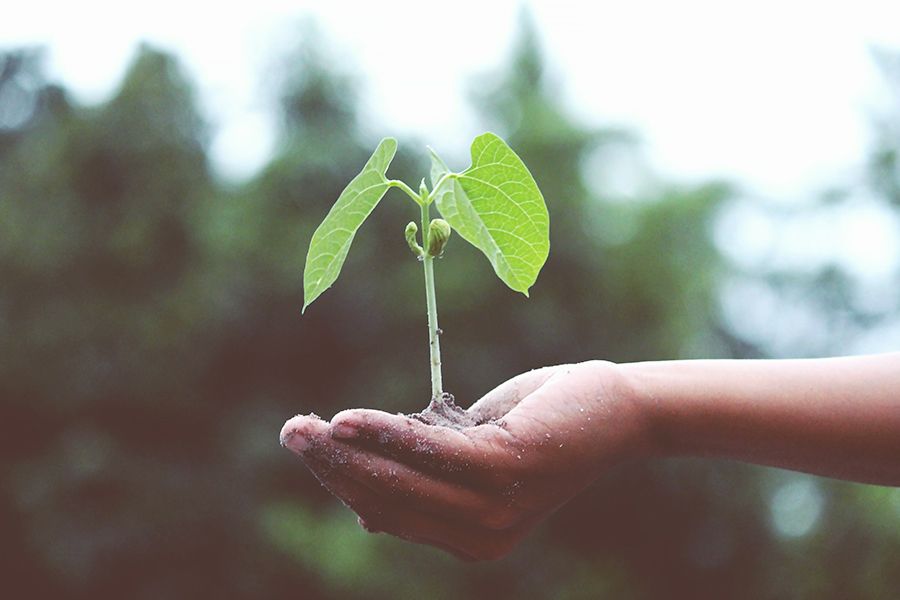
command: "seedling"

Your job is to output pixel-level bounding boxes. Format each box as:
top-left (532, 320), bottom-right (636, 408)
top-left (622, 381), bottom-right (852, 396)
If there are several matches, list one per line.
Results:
top-left (303, 133), bottom-right (549, 402)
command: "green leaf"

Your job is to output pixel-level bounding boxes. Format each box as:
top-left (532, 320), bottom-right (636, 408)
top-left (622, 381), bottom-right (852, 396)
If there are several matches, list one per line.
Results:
top-left (302, 138), bottom-right (397, 312)
top-left (428, 146), bottom-right (450, 188)
top-left (432, 132), bottom-right (549, 295)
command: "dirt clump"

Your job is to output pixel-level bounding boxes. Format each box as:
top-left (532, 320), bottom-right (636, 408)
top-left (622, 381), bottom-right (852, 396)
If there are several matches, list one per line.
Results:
top-left (408, 392), bottom-right (485, 430)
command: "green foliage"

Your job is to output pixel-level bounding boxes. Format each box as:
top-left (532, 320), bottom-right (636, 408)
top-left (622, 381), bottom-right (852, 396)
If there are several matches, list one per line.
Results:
top-left (431, 133), bottom-right (550, 295)
top-left (261, 503), bottom-right (385, 590)
top-left (303, 137), bottom-right (397, 312)
top-left (2, 17), bottom-right (899, 600)
top-left (303, 132), bottom-right (549, 309)
top-left (302, 131), bottom-right (550, 397)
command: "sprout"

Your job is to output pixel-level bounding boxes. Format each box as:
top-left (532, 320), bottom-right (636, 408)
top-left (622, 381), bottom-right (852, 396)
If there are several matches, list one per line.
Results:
top-left (302, 133), bottom-right (549, 400)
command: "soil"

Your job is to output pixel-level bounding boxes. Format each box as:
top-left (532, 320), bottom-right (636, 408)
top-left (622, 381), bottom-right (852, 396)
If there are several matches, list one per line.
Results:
top-left (408, 392), bottom-right (485, 430)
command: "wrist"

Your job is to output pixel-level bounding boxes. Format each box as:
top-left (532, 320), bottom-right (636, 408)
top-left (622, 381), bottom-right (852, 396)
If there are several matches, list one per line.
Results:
top-left (576, 360), bottom-right (664, 460)
top-left (615, 361), bottom-right (677, 458)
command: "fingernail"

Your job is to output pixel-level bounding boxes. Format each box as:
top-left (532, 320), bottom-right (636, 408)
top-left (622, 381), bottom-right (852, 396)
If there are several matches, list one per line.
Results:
top-left (280, 418), bottom-right (310, 452)
top-left (280, 429), bottom-right (310, 453)
top-left (331, 422), bottom-right (359, 440)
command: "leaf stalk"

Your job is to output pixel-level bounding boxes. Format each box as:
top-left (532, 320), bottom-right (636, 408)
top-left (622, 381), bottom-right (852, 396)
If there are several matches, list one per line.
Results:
top-left (389, 180), bottom-right (423, 205)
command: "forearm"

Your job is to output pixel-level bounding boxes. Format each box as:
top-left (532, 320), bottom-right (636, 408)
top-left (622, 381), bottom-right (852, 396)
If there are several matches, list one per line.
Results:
top-left (618, 353), bottom-right (900, 486)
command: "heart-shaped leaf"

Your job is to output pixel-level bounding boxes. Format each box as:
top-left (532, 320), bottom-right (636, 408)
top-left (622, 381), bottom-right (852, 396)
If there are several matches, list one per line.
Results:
top-left (431, 133), bottom-right (549, 295)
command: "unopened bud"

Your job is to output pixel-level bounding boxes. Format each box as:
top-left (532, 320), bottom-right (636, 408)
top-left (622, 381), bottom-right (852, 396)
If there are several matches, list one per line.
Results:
top-left (418, 178), bottom-right (429, 199)
top-left (427, 218), bottom-right (451, 257)
top-left (405, 221), bottom-right (423, 257)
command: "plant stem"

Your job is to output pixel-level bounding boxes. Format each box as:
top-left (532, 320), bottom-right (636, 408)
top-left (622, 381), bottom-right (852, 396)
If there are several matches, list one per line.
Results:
top-left (421, 201), bottom-right (443, 399)
top-left (389, 180), bottom-right (423, 205)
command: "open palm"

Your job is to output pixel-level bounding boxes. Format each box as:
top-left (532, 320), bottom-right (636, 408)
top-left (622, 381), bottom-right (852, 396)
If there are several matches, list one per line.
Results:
top-left (280, 361), bottom-right (647, 561)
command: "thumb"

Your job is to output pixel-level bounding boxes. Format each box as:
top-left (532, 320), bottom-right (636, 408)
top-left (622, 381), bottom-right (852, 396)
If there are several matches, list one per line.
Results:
top-left (467, 366), bottom-right (562, 423)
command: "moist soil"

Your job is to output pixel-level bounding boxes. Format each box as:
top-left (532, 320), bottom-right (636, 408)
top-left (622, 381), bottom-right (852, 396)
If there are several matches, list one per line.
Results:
top-left (408, 392), bottom-right (484, 430)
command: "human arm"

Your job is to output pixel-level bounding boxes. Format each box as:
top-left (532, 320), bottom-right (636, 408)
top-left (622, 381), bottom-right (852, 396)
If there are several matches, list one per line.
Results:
top-left (279, 353), bottom-right (900, 560)
top-left (620, 352), bottom-right (900, 486)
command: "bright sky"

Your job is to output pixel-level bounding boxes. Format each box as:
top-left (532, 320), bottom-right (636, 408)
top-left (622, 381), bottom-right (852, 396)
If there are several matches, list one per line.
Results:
top-left (3, 0), bottom-right (899, 194)
top-left (3, 0), bottom-right (900, 352)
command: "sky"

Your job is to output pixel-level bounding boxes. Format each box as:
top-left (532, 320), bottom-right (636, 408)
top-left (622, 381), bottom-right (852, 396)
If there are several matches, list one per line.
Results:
top-left (3, 0), bottom-right (899, 196)
top-left (3, 0), bottom-right (900, 352)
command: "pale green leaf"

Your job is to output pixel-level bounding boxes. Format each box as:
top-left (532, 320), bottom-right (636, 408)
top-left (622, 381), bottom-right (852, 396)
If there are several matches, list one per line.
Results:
top-left (433, 132), bottom-right (549, 295)
top-left (302, 138), bottom-right (397, 312)
top-left (428, 146), bottom-right (450, 189)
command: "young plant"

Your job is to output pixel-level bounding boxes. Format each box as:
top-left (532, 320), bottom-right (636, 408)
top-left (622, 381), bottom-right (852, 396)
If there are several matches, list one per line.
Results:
top-left (302, 133), bottom-right (549, 402)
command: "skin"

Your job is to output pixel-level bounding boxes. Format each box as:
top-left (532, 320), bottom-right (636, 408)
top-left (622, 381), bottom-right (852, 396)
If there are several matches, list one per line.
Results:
top-left (280, 353), bottom-right (900, 562)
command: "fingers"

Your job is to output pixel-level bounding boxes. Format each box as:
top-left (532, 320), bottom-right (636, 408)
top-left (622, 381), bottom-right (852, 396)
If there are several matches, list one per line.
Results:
top-left (325, 367), bottom-right (563, 482)
top-left (285, 367), bottom-right (563, 485)
top-left (299, 453), bottom-right (482, 561)
top-left (281, 415), bottom-right (519, 526)
top-left (329, 409), bottom-right (522, 485)
top-left (467, 366), bottom-right (561, 422)
top-left (277, 363), bottom-right (613, 563)
top-left (281, 416), bottom-right (529, 561)
top-left (280, 413), bottom-right (329, 453)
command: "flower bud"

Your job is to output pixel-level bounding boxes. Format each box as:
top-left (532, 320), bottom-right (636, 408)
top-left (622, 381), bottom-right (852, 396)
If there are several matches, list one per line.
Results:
top-left (427, 218), bottom-right (451, 257)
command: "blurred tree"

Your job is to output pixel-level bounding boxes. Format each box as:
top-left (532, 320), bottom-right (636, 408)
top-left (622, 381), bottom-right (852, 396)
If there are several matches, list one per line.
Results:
top-left (446, 13), bottom-right (768, 599)
top-left (2, 16), bottom-right (899, 600)
top-left (869, 49), bottom-right (900, 208)
top-left (0, 45), bottom-right (235, 598)
top-left (705, 47), bottom-right (900, 600)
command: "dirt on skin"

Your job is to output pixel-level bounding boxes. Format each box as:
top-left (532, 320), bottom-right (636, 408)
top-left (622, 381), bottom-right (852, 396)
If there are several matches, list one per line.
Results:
top-left (408, 392), bottom-right (485, 430)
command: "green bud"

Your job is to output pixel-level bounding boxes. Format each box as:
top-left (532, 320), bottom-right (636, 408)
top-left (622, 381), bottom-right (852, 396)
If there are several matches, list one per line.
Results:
top-left (405, 221), bottom-right (424, 257)
top-left (418, 178), bottom-right (429, 200)
top-left (427, 218), bottom-right (451, 257)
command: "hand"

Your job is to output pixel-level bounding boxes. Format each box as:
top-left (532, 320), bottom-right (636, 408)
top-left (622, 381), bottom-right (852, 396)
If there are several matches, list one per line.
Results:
top-left (280, 360), bottom-right (650, 561)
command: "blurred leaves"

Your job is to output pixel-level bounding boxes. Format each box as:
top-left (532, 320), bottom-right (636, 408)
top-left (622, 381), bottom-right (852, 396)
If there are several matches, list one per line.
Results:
top-left (1, 17), bottom-right (899, 600)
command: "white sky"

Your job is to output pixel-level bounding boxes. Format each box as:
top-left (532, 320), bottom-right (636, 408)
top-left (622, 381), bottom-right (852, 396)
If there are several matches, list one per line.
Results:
top-left (2, 0), bottom-right (899, 195)
top-left (3, 0), bottom-right (899, 352)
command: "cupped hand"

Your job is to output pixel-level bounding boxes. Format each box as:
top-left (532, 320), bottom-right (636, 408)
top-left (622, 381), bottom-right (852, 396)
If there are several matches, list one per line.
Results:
top-left (280, 360), bottom-right (650, 561)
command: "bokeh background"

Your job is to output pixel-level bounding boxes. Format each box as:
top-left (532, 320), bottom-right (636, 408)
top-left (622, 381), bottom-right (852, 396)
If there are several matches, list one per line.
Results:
top-left (2, 2), bottom-right (900, 598)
